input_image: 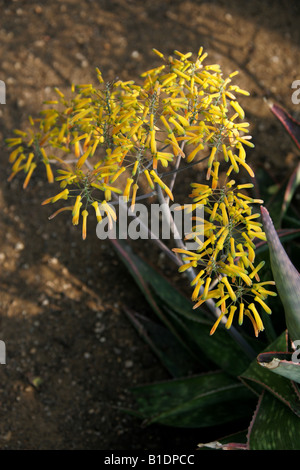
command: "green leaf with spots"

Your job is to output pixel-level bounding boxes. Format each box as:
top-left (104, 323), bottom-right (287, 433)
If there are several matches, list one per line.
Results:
top-left (248, 391), bottom-right (300, 450)
top-left (240, 332), bottom-right (300, 417)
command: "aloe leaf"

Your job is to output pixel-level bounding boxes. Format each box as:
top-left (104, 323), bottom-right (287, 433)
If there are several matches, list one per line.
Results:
top-left (240, 332), bottom-right (300, 417)
top-left (131, 371), bottom-right (256, 428)
top-left (257, 351), bottom-right (300, 384)
top-left (248, 391), bottom-right (300, 450)
top-left (123, 307), bottom-right (201, 377)
top-left (163, 306), bottom-right (257, 376)
top-left (269, 102), bottom-right (300, 150)
top-left (261, 206), bottom-right (300, 341)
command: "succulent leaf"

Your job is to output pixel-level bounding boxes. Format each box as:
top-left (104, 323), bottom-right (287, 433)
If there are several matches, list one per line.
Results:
top-left (261, 206), bottom-right (300, 341)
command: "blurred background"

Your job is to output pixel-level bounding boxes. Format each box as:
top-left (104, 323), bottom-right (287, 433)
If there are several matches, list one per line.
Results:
top-left (0, 0), bottom-right (299, 450)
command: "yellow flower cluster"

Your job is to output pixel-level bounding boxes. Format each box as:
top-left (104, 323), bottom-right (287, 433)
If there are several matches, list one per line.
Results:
top-left (7, 47), bottom-right (254, 238)
top-left (6, 47), bottom-right (276, 335)
top-left (174, 179), bottom-right (276, 336)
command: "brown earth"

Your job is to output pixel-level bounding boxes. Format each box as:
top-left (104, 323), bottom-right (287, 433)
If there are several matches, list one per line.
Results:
top-left (0, 0), bottom-right (299, 450)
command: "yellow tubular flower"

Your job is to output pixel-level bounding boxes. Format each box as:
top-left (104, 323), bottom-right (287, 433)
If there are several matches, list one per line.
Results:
top-left (222, 144), bottom-right (229, 162)
top-left (72, 201), bottom-right (82, 226)
top-left (150, 130), bottom-right (157, 155)
top-left (216, 228), bottom-right (229, 251)
top-left (211, 161), bottom-right (220, 190)
top-left (72, 195), bottom-right (82, 216)
top-left (249, 260), bottom-right (265, 280)
top-left (219, 202), bottom-right (229, 226)
top-left (178, 261), bottom-right (197, 273)
top-left (193, 289), bottom-right (220, 309)
top-left (123, 178), bottom-right (134, 202)
top-left (76, 147), bottom-right (92, 169)
top-left (132, 160), bottom-right (139, 176)
top-left (227, 150), bottom-right (239, 173)
top-left (244, 309), bottom-right (259, 337)
top-left (23, 162), bottom-right (37, 189)
top-left (130, 183), bottom-right (139, 211)
top-left (150, 170), bottom-right (174, 201)
top-left (45, 162), bottom-right (54, 183)
top-left (74, 140), bottom-right (81, 158)
top-left (209, 202), bottom-right (219, 222)
top-left (42, 188), bottom-right (69, 205)
top-left (238, 302), bottom-right (245, 325)
top-left (187, 143), bottom-right (204, 163)
top-left (248, 303), bottom-right (264, 333)
top-left (190, 269), bottom-right (205, 287)
top-left (110, 166), bottom-right (126, 183)
top-left (208, 146), bottom-right (217, 168)
top-left (11, 154), bottom-right (25, 173)
top-left (230, 237), bottom-right (236, 258)
top-left (234, 155), bottom-right (254, 177)
top-left (51, 188), bottom-right (69, 203)
top-left (248, 231), bottom-right (266, 241)
top-left (144, 169), bottom-right (154, 189)
top-left (254, 296), bottom-right (272, 314)
top-left (210, 309), bottom-right (227, 336)
top-left (169, 116), bottom-right (185, 135)
top-left (8, 146), bottom-right (23, 163)
top-left (215, 293), bottom-right (230, 312)
top-left (91, 201), bottom-right (102, 222)
top-left (230, 100), bottom-right (245, 119)
top-left (98, 201), bottom-right (116, 230)
top-left (245, 242), bottom-right (255, 263)
top-left (202, 276), bottom-right (212, 299)
top-left (25, 153), bottom-right (37, 173)
top-left (81, 209), bottom-right (89, 240)
top-left (206, 146), bottom-right (217, 180)
top-left (152, 48), bottom-right (165, 59)
top-left (191, 279), bottom-right (204, 301)
top-left (225, 305), bottom-right (237, 329)
top-left (221, 276), bottom-right (237, 302)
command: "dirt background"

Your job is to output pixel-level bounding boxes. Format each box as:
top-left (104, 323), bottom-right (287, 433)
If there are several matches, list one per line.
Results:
top-left (0, 0), bottom-right (299, 451)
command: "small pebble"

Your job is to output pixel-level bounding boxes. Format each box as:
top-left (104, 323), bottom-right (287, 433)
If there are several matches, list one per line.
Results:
top-left (15, 242), bottom-right (24, 251)
top-left (131, 50), bottom-right (140, 60)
